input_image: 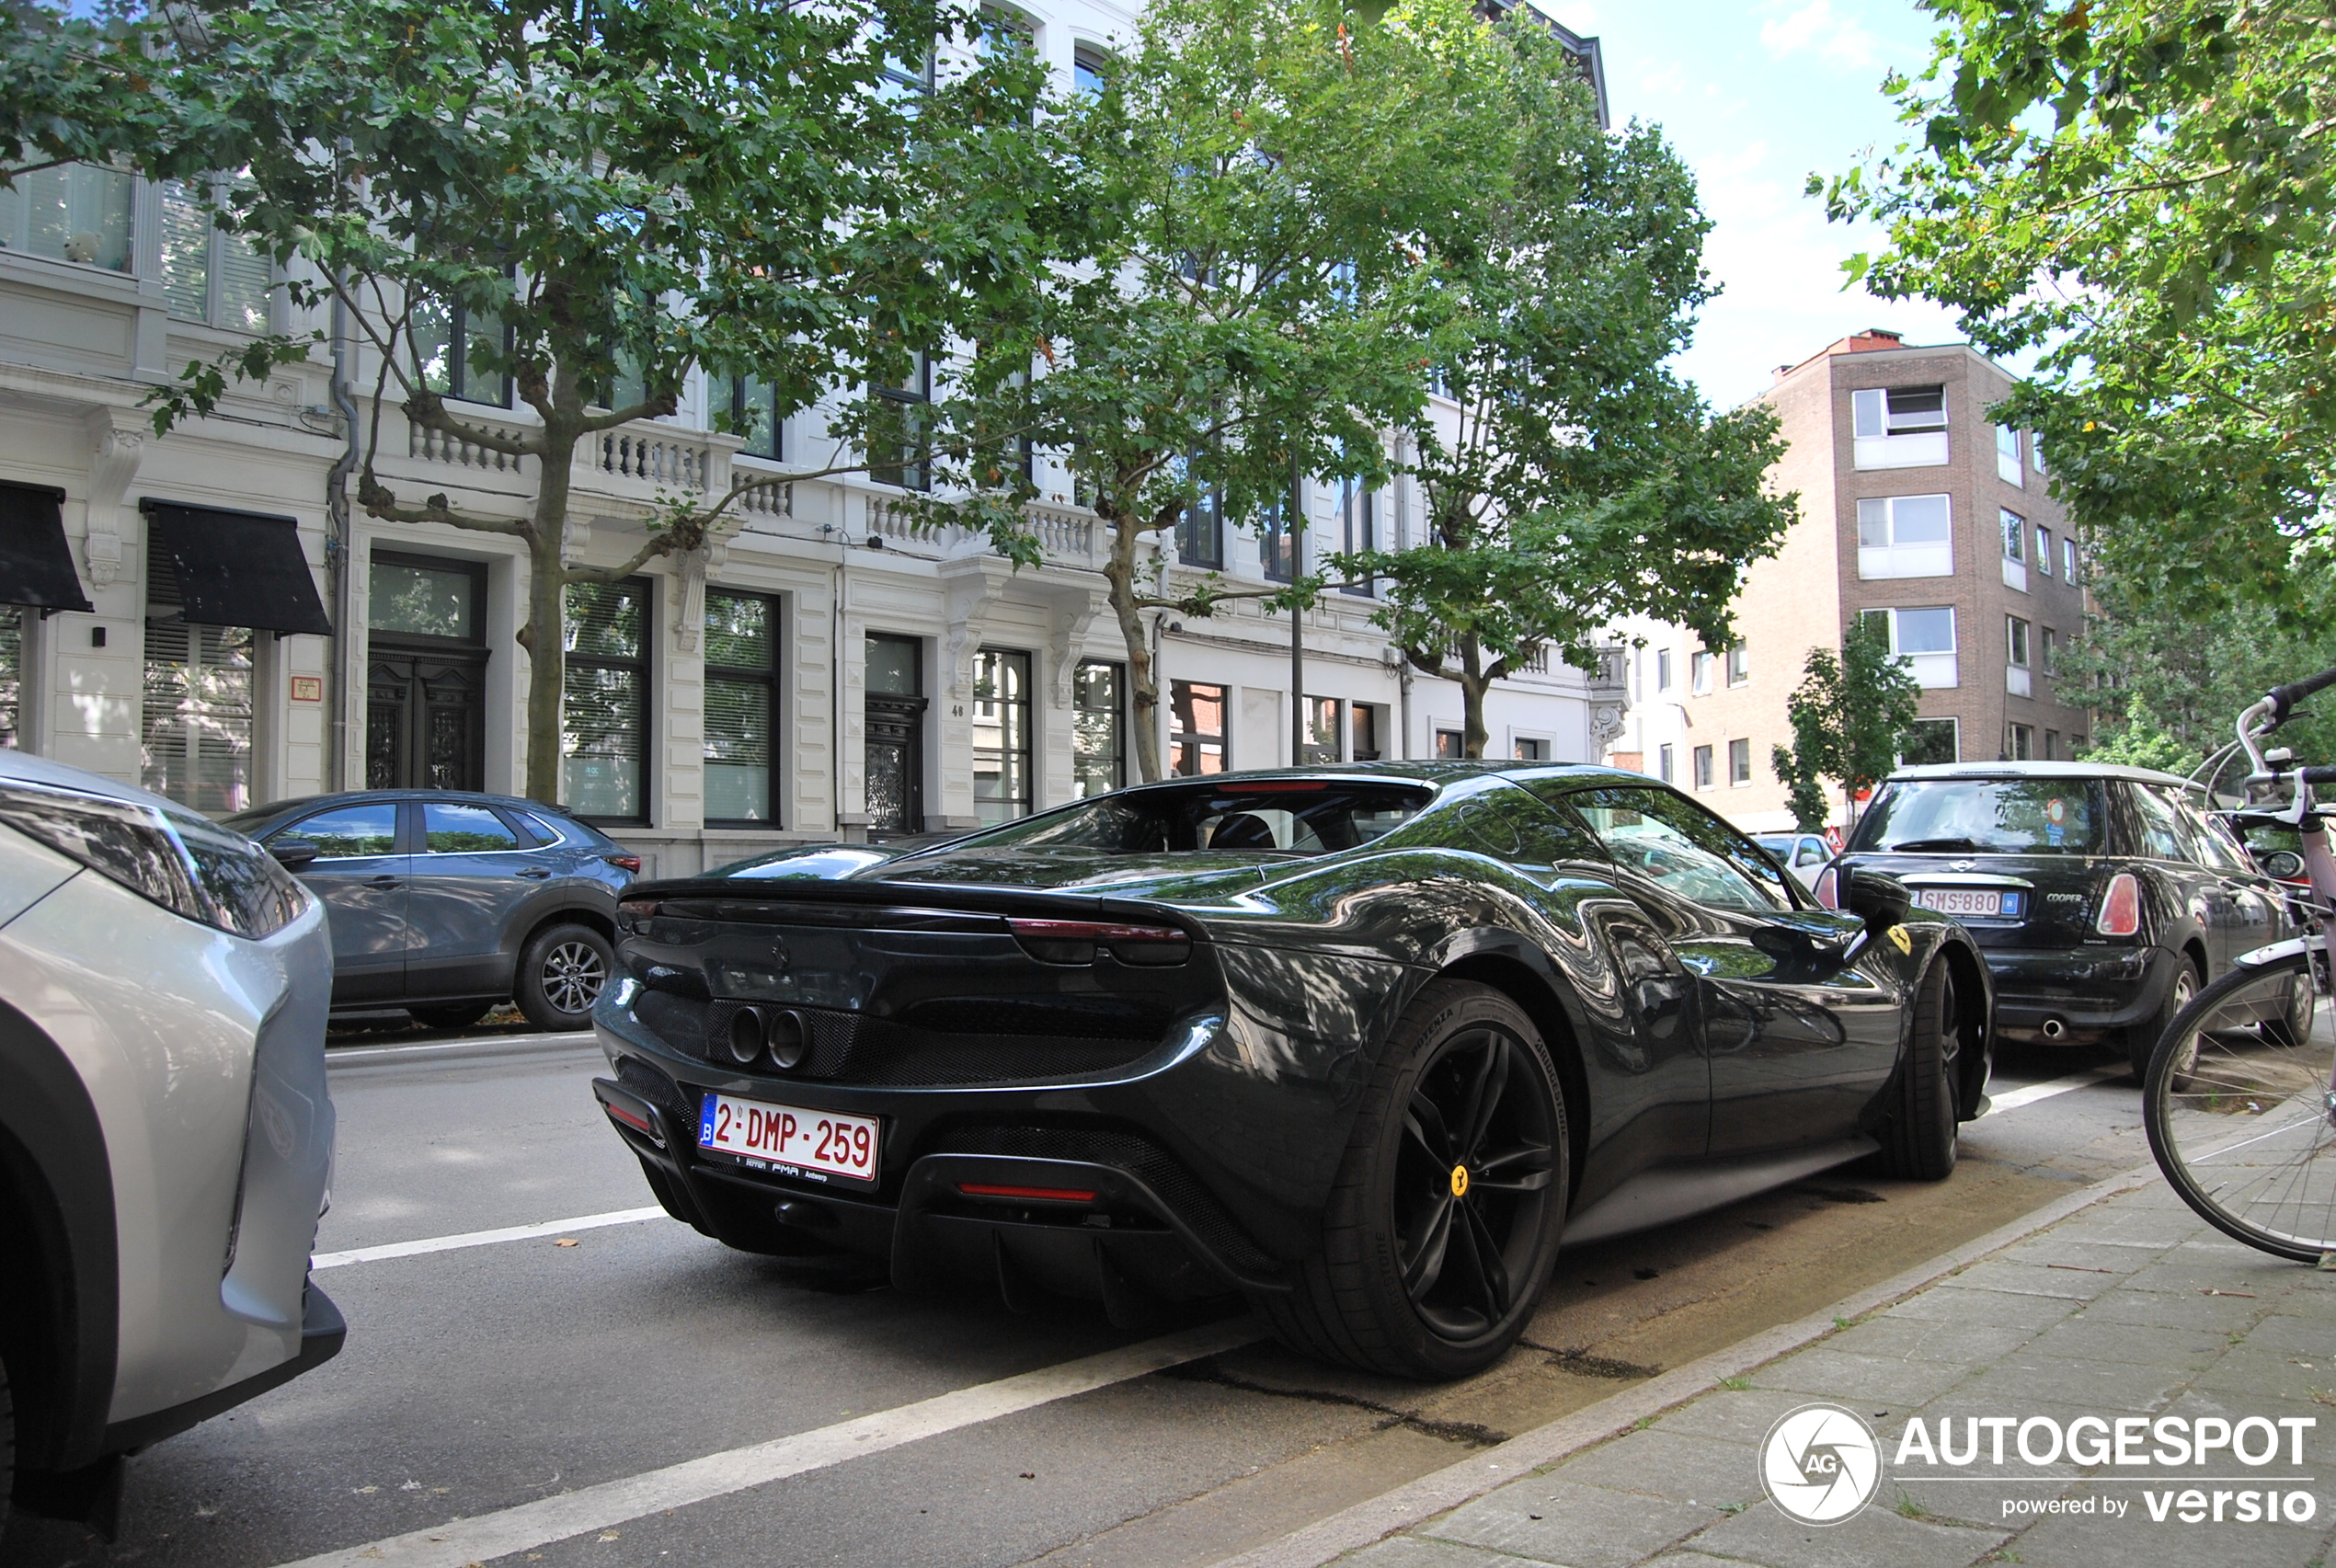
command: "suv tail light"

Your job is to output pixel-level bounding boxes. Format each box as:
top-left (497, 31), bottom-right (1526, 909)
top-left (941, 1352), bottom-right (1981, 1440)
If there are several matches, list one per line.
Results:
top-left (2096, 872), bottom-right (2142, 936)
top-left (605, 853), bottom-right (642, 874)
top-left (1813, 864), bottom-right (1838, 909)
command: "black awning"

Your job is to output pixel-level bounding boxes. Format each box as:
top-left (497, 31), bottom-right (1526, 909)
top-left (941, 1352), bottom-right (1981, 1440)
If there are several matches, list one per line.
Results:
top-left (143, 501), bottom-right (333, 636)
top-left (0, 483), bottom-right (95, 614)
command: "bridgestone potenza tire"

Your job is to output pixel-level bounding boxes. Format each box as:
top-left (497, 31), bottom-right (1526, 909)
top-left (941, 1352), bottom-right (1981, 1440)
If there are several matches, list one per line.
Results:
top-left (1254, 979), bottom-right (1570, 1379)
top-left (515, 922), bottom-right (613, 1032)
top-left (2125, 953), bottom-right (2203, 1081)
top-left (1880, 960), bottom-right (1960, 1182)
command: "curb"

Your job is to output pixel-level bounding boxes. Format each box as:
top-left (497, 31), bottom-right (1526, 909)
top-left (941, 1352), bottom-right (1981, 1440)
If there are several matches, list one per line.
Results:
top-left (325, 1030), bottom-right (597, 1070)
top-left (1208, 1161), bottom-right (2162, 1568)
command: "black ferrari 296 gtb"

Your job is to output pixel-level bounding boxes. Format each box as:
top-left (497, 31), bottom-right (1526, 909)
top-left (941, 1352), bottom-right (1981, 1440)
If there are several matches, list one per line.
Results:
top-left (591, 763), bottom-right (1991, 1378)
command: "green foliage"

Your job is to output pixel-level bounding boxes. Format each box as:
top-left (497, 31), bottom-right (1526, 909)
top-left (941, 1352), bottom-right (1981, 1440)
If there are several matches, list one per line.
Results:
top-left (1821, 0), bottom-right (2336, 624)
top-left (1771, 618), bottom-right (1922, 830)
top-left (1344, 6), bottom-right (1796, 756)
top-left (2063, 555), bottom-right (2336, 784)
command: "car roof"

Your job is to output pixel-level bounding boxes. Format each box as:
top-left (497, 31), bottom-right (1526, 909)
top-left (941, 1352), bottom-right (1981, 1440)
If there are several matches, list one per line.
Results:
top-left (1112, 761), bottom-right (1652, 794)
top-left (234, 790), bottom-right (595, 825)
top-left (1885, 761), bottom-right (2198, 789)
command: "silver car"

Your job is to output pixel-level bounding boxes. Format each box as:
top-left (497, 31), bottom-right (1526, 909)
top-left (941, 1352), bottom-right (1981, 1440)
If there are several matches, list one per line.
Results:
top-left (0, 753), bottom-right (339, 1536)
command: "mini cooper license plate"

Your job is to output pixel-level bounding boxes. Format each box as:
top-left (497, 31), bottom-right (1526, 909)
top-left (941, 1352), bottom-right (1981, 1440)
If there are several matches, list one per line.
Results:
top-left (697, 1093), bottom-right (879, 1185)
top-left (1915, 887), bottom-right (2020, 918)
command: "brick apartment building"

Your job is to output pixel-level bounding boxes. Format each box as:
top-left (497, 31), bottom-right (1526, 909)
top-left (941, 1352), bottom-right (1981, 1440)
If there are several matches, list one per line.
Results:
top-left (1609, 329), bottom-right (2094, 833)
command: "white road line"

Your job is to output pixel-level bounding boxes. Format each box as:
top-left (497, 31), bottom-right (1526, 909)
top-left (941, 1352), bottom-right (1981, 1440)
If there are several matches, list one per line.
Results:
top-left (269, 1316), bottom-right (1266, 1568)
top-left (1982, 1063), bottom-right (2130, 1116)
top-left (311, 1207), bottom-right (668, 1270)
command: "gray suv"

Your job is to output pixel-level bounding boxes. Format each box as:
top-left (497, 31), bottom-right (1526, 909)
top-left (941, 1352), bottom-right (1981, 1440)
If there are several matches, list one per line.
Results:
top-left (224, 791), bottom-right (637, 1033)
top-left (0, 752), bottom-right (338, 1536)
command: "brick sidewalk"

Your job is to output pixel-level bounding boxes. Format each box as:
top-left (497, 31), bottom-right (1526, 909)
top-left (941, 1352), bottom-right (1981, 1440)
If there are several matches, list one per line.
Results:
top-left (1330, 1181), bottom-right (2336, 1568)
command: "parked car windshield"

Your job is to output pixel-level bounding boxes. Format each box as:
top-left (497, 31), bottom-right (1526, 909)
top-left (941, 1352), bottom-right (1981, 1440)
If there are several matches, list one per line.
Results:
top-left (1851, 777), bottom-right (2106, 855)
top-left (928, 780), bottom-right (1435, 857)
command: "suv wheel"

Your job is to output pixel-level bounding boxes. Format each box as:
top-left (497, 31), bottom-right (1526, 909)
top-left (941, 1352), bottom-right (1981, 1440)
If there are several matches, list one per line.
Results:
top-left (515, 923), bottom-right (613, 1032)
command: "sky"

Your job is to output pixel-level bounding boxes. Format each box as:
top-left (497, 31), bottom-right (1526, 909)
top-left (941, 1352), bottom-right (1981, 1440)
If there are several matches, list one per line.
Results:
top-left (1542, 0), bottom-right (1975, 410)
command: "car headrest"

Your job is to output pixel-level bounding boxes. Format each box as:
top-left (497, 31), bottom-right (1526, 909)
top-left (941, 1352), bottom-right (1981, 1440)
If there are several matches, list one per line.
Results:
top-left (1208, 811), bottom-right (1280, 851)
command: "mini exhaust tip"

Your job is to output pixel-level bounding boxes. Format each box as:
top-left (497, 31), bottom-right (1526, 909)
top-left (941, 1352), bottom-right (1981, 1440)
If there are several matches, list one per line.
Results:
top-left (2040, 1016), bottom-right (2067, 1041)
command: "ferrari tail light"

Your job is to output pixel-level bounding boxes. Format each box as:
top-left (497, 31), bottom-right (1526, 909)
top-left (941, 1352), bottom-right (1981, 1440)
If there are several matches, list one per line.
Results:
top-left (2097, 873), bottom-right (2142, 936)
top-left (1008, 917), bottom-right (1192, 967)
top-left (1813, 864), bottom-right (1838, 909)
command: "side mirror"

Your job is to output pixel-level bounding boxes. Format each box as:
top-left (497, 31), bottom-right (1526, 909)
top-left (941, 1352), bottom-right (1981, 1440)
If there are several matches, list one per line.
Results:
top-left (1846, 866), bottom-right (1911, 933)
top-left (269, 837), bottom-right (321, 871)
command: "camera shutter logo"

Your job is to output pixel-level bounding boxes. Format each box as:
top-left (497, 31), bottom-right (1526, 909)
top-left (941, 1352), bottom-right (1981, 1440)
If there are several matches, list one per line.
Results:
top-left (1759, 1402), bottom-right (1882, 1525)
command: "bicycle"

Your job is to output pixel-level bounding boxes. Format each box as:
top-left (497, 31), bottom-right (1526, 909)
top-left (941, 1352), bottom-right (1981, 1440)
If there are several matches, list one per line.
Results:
top-left (2144, 664), bottom-right (2336, 1262)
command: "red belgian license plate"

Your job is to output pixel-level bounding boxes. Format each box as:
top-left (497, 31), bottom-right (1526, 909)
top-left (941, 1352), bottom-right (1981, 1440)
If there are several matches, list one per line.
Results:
top-left (696, 1093), bottom-right (879, 1185)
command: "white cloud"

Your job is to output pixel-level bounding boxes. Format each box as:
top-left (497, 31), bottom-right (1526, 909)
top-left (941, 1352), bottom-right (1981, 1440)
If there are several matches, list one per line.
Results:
top-left (1539, 1), bottom-right (1600, 31)
top-left (1757, 0), bottom-right (1882, 72)
top-left (1637, 62), bottom-right (1688, 99)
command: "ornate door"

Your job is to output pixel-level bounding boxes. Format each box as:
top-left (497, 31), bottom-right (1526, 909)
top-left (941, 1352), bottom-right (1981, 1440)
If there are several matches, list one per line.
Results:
top-left (864, 692), bottom-right (926, 836)
top-left (367, 647), bottom-right (487, 791)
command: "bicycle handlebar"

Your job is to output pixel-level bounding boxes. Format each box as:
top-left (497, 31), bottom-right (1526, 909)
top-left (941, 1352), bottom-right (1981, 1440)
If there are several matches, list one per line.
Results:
top-left (2268, 665), bottom-right (2336, 724)
top-left (2299, 766), bottom-right (2336, 787)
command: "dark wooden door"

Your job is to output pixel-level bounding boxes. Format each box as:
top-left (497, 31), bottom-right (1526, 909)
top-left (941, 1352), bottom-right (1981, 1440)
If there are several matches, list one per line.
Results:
top-left (368, 646), bottom-right (488, 791)
top-left (865, 692), bottom-right (926, 836)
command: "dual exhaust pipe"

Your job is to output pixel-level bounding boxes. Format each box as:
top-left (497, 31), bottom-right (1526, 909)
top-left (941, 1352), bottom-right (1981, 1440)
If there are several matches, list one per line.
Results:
top-left (727, 1005), bottom-right (811, 1070)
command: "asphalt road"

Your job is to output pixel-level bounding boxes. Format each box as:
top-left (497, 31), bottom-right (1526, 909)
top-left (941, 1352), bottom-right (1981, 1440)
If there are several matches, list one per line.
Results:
top-left (6, 1032), bottom-right (2159, 1568)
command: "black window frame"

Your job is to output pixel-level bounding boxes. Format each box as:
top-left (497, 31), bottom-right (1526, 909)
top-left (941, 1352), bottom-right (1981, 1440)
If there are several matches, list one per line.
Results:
top-left (412, 280), bottom-right (513, 409)
top-left (1339, 473), bottom-right (1377, 597)
top-left (730, 374), bottom-right (784, 462)
top-left (704, 587), bottom-right (782, 827)
top-left (561, 575), bottom-right (654, 827)
top-left (1072, 658), bottom-right (1125, 796)
top-left (869, 348), bottom-right (932, 492)
top-left (971, 646), bottom-right (1035, 824)
top-left (1170, 679), bottom-right (1227, 777)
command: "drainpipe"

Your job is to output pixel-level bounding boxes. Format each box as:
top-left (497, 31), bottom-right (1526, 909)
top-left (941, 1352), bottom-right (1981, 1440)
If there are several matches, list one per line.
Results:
top-left (325, 281), bottom-right (360, 791)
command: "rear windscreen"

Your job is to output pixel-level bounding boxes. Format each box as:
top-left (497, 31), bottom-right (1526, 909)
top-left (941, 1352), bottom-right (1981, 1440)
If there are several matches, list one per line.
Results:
top-left (1851, 778), bottom-right (2105, 855)
top-left (939, 781), bottom-right (1435, 856)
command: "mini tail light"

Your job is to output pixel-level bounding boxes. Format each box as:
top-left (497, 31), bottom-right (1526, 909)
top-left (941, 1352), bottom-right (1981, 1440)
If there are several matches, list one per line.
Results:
top-left (1813, 864), bottom-right (1838, 909)
top-left (1007, 917), bottom-right (1192, 967)
top-left (2097, 872), bottom-right (2142, 936)
top-left (606, 853), bottom-right (643, 874)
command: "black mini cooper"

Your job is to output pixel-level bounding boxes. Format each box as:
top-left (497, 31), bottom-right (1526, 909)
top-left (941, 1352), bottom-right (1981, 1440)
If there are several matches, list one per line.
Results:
top-left (1826, 762), bottom-right (2296, 1076)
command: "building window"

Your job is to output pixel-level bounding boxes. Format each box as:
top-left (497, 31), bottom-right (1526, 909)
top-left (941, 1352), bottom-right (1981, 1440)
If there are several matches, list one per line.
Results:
top-left (1072, 660), bottom-right (1124, 796)
top-left (1436, 728), bottom-right (1464, 759)
top-left (0, 607), bottom-right (19, 750)
top-left (1856, 494), bottom-right (1952, 578)
top-left (877, 27), bottom-right (934, 99)
top-left (1303, 695), bottom-right (1339, 764)
top-left (1862, 606), bottom-right (1959, 688)
top-left (143, 562), bottom-right (255, 814)
top-left (159, 180), bottom-right (270, 332)
top-left (2000, 509), bottom-right (2025, 561)
top-left (971, 648), bottom-right (1033, 823)
top-left (0, 162), bottom-right (132, 271)
top-left (704, 589), bottom-right (778, 824)
top-left (2007, 614), bottom-right (2031, 668)
top-left (562, 578), bottom-right (651, 822)
top-left (1996, 423), bottom-right (2023, 486)
top-left (1902, 717), bottom-right (1958, 765)
top-left (1072, 44), bottom-right (1110, 96)
top-left (1851, 385), bottom-right (1950, 470)
top-left (1339, 475), bottom-right (1377, 596)
top-left (413, 290), bottom-right (511, 408)
top-left (2036, 526), bottom-right (2054, 577)
top-left (366, 551), bottom-right (487, 792)
top-left (2042, 626), bottom-right (2059, 677)
top-left (2044, 728), bottom-right (2061, 761)
top-left (730, 375), bottom-right (783, 461)
top-left (2063, 536), bottom-right (2079, 581)
top-left (1689, 650), bottom-right (1713, 694)
top-left (1655, 648), bottom-right (1673, 692)
top-left (1728, 738), bottom-right (1751, 784)
top-left (1725, 644), bottom-right (1749, 687)
top-left (1656, 743), bottom-right (1675, 783)
top-left (1176, 469), bottom-right (1223, 568)
top-left (1692, 744), bottom-right (1714, 789)
top-left (1351, 703), bottom-right (1383, 761)
top-left (869, 349), bottom-right (931, 491)
top-left (1171, 681), bottom-right (1226, 775)
top-left (1516, 736), bottom-right (1549, 761)
top-left (1259, 486), bottom-right (1296, 582)
top-left (977, 4), bottom-right (1035, 56)
top-left (2006, 723), bottom-right (2035, 761)
top-left (864, 633), bottom-right (926, 835)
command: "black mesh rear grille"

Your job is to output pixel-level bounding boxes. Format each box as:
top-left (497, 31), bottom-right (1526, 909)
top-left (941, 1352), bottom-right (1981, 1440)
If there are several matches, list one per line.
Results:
top-left (616, 1056), bottom-right (689, 1120)
top-left (928, 1122), bottom-right (1272, 1274)
top-left (634, 995), bottom-right (1162, 1087)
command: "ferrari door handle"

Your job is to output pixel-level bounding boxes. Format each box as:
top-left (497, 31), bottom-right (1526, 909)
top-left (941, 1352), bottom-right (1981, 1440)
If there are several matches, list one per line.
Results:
top-left (514, 866), bottom-right (553, 879)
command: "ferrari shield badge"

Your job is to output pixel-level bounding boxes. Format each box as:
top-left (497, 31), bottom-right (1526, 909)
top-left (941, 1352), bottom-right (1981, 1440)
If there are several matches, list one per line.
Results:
top-left (1886, 925), bottom-right (1912, 955)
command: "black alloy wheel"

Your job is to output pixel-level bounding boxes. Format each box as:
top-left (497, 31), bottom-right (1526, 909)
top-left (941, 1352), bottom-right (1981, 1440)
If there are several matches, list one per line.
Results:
top-left (1258, 979), bottom-right (1570, 1379)
top-left (516, 922), bottom-right (614, 1032)
top-left (2124, 954), bottom-right (2203, 1081)
top-left (1880, 959), bottom-right (1962, 1181)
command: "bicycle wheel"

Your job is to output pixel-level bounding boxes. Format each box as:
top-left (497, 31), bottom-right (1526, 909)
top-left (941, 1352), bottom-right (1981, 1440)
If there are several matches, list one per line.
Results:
top-left (2145, 949), bottom-right (2336, 1261)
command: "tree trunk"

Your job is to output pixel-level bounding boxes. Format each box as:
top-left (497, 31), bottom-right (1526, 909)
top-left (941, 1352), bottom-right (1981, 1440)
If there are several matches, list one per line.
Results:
top-left (1100, 507), bottom-right (1162, 782)
top-left (1459, 633), bottom-right (1490, 759)
top-left (521, 412), bottom-right (580, 805)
